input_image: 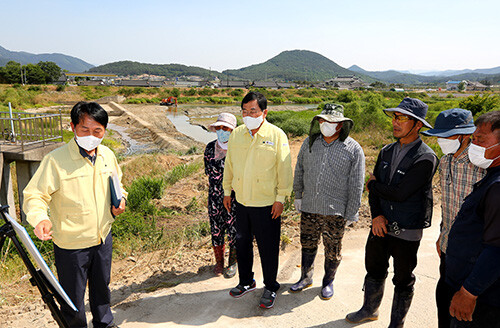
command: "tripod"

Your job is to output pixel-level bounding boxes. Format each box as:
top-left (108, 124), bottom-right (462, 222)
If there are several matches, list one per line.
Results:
top-left (0, 205), bottom-right (69, 328)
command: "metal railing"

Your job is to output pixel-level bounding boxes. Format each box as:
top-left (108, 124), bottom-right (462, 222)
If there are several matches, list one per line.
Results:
top-left (0, 110), bottom-right (64, 151)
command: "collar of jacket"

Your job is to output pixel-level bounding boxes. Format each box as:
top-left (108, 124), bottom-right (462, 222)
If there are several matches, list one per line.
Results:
top-left (68, 138), bottom-right (102, 161)
top-left (250, 119), bottom-right (271, 138)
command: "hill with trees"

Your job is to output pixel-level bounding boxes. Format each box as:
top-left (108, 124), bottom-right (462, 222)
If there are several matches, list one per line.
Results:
top-left (349, 65), bottom-right (500, 85)
top-left (88, 61), bottom-right (217, 78)
top-left (0, 61), bottom-right (62, 84)
top-left (222, 50), bottom-right (369, 82)
top-left (420, 66), bottom-right (500, 77)
top-left (348, 65), bottom-right (434, 84)
top-left (0, 45), bottom-right (93, 72)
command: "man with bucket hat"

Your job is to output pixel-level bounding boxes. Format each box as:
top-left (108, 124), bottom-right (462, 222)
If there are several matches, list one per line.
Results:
top-left (346, 98), bottom-right (438, 327)
top-left (422, 108), bottom-right (485, 328)
top-left (291, 103), bottom-right (365, 300)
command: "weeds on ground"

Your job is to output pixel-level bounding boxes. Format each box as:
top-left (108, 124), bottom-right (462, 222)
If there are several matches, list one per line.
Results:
top-left (164, 161), bottom-right (203, 185)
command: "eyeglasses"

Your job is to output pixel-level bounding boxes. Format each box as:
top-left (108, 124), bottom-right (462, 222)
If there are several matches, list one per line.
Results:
top-left (387, 112), bottom-right (413, 123)
top-left (241, 109), bottom-right (262, 115)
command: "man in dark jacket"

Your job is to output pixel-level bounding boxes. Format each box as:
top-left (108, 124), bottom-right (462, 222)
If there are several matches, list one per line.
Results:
top-left (421, 108), bottom-right (485, 328)
top-left (346, 98), bottom-right (437, 328)
top-left (445, 110), bottom-right (500, 328)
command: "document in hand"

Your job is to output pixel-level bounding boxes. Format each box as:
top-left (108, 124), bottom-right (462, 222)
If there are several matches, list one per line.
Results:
top-left (109, 172), bottom-right (123, 208)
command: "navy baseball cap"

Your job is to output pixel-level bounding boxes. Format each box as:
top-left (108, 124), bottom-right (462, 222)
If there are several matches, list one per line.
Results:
top-left (421, 108), bottom-right (475, 138)
top-left (384, 97), bottom-right (432, 129)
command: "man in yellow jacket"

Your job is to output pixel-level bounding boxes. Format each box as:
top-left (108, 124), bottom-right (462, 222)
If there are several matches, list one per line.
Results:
top-left (223, 91), bottom-right (293, 309)
top-left (23, 101), bottom-right (126, 328)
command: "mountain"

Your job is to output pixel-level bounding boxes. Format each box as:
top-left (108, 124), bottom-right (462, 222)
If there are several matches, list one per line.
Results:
top-left (88, 61), bottom-right (216, 78)
top-left (420, 66), bottom-right (500, 77)
top-left (349, 64), bottom-right (500, 84)
top-left (347, 65), bottom-right (366, 74)
top-left (0, 45), bottom-right (94, 72)
top-left (223, 50), bottom-right (369, 82)
top-left (348, 65), bottom-right (432, 84)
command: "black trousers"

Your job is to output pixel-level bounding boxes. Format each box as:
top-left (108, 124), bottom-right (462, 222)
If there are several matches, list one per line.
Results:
top-left (235, 202), bottom-right (281, 292)
top-left (436, 252), bottom-right (454, 328)
top-left (364, 232), bottom-right (420, 293)
top-left (54, 233), bottom-right (114, 328)
top-left (450, 300), bottom-right (500, 328)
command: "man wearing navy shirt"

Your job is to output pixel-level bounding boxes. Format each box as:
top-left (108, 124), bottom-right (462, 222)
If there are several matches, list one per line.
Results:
top-left (446, 110), bottom-right (500, 328)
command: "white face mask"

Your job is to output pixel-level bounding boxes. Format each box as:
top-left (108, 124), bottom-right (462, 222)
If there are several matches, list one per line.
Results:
top-left (75, 134), bottom-right (103, 151)
top-left (320, 122), bottom-right (338, 137)
top-left (243, 114), bottom-right (264, 130)
top-left (437, 137), bottom-right (461, 155)
top-left (468, 142), bottom-right (500, 169)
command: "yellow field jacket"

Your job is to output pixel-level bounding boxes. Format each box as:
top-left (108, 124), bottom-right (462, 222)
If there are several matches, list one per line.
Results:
top-left (23, 138), bottom-right (127, 250)
top-left (222, 120), bottom-right (293, 207)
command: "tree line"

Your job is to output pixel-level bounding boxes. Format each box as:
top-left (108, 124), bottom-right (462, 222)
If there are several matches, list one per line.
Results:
top-left (0, 61), bottom-right (62, 84)
top-left (89, 60), bottom-right (214, 78)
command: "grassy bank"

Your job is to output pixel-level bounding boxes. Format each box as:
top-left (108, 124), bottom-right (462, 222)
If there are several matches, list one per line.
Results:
top-left (2, 83), bottom-right (499, 111)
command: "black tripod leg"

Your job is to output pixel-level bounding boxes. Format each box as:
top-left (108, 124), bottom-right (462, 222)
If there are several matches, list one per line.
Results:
top-left (1, 223), bottom-right (69, 328)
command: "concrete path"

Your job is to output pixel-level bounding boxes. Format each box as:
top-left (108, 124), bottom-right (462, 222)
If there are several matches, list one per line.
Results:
top-left (112, 209), bottom-right (441, 328)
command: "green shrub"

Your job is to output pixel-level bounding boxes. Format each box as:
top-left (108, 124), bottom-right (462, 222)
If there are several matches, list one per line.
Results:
top-left (266, 110), bottom-right (319, 137)
top-left (124, 98), bottom-right (143, 104)
top-left (229, 88), bottom-right (245, 97)
top-left (112, 211), bottom-right (164, 251)
top-left (381, 91), bottom-right (406, 100)
top-left (126, 176), bottom-right (165, 213)
top-left (176, 97), bottom-right (197, 103)
top-left (197, 88), bottom-right (218, 96)
top-left (336, 90), bottom-right (359, 103)
top-left (79, 86), bottom-right (113, 100)
top-left (199, 97), bottom-right (234, 104)
top-left (289, 97), bottom-right (322, 104)
top-left (459, 94), bottom-right (500, 116)
top-left (164, 162), bottom-right (203, 185)
top-left (184, 88), bottom-right (197, 96)
top-left (281, 118), bottom-right (310, 137)
top-left (269, 97), bottom-right (286, 104)
top-left (118, 87), bottom-right (135, 97)
top-left (132, 87), bottom-right (146, 95)
top-left (171, 88), bottom-right (181, 97)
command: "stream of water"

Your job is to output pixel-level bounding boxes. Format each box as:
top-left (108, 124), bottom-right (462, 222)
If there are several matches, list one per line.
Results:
top-left (108, 104), bottom-right (318, 154)
top-left (164, 111), bottom-right (217, 144)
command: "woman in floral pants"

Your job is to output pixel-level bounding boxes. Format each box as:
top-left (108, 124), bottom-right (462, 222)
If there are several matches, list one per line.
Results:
top-left (204, 113), bottom-right (237, 277)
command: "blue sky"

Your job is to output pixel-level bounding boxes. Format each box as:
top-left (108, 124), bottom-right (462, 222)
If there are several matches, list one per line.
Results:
top-left (1, 0), bottom-right (499, 72)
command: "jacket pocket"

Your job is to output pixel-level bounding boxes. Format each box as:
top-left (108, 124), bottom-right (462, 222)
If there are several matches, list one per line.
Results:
top-left (255, 145), bottom-right (276, 169)
top-left (59, 208), bottom-right (92, 233)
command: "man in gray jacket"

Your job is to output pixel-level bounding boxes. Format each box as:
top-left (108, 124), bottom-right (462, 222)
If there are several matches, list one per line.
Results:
top-left (291, 103), bottom-right (365, 300)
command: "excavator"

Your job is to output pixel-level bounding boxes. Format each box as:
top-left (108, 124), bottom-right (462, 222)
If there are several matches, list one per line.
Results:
top-left (160, 96), bottom-right (177, 107)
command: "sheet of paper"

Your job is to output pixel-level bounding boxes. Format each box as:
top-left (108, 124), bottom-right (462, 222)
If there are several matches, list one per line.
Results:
top-left (4, 213), bottom-right (78, 312)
